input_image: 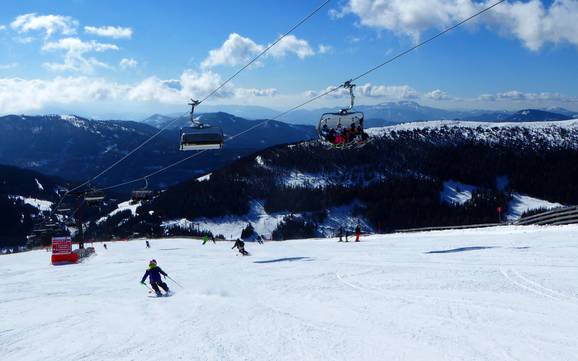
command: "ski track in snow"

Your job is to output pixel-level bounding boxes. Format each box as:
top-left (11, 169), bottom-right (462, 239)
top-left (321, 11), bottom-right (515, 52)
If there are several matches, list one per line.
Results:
top-left (2, 225), bottom-right (578, 360)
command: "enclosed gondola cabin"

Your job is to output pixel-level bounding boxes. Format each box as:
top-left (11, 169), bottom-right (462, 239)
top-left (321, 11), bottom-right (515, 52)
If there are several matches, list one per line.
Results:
top-left (180, 126), bottom-right (224, 151)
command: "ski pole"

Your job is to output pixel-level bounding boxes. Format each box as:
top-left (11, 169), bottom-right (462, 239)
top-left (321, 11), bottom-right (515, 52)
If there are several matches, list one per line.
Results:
top-left (166, 275), bottom-right (184, 289)
top-left (141, 282), bottom-right (153, 293)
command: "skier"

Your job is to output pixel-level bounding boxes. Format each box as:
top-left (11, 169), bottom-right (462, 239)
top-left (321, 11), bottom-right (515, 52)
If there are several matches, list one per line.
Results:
top-left (211, 235), bottom-right (216, 244)
top-left (202, 235), bottom-right (210, 245)
top-left (140, 259), bottom-right (170, 297)
top-left (355, 224), bottom-right (361, 242)
top-left (257, 235), bottom-right (264, 244)
top-left (145, 240), bottom-right (150, 248)
top-left (232, 239), bottom-right (249, 256)
top-left (103, 243), bottom-right (108, 250)
top-left (337, 226), bottom-right (344, 242)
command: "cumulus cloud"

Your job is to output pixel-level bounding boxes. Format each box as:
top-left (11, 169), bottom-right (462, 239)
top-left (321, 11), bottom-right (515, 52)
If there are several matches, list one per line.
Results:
top-left (202, 33), bottom-right (319, 69)
top-left (267, 35), bottom-right (315, 59)
top-left (0, 25), bottom-right (6, 31)
top-left (10, 13), bottom-right (78, 37)
top-left (42, 37), bottom-right (119, 73)
top-left (478, 90), bottom-right (577, 102)
top-left (425, 89), bottom-right (451, 100)
top-left (306, 83), bottom-right (419, 101)
top-left (119, 58), bottom-right (138, 69)
top-left (318, 44), bottom-right (333, 54)
top-left (335, 0), bottom-right (578, 50)
top-left (357, 83), bottom-right (419, 99)
top-left (84, 25), bottom-right (133, 39)
top-left (0, 70), bottom-right (278, 113)
top-left (234, 88), bottom-right (278, 97)
top-left (201, 33), bottom-right (264, 69)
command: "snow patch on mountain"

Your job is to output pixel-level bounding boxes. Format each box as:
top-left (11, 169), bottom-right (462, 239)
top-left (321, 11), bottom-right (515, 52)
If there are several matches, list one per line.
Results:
top-left (97, 200), bottom-right (141, 224)
top-left (34, 178), bottom-right (44, 191)
top-left (507, 193), bottom-right (563, 221)
top-left (196, 173), bottom-right (212, 182)
top-left (162, 201), bottom-right (285, 239)
top-left (440, 180), bottom-right (477, 205)
top-left (8, 195), bottom-right (52, 212)
top-left (283, 171), bottom-right (332, 188)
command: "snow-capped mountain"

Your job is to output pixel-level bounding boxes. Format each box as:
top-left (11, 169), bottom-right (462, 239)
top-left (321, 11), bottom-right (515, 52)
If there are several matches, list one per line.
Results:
top-left (88, 119), bottom-right (578, 242)
top-left (0, 113), bottom-right (316, 188)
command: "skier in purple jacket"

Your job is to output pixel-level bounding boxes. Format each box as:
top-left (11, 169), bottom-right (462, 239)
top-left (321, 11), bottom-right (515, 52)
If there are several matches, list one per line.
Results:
top-left (141, 259), bottom-right (170, 296)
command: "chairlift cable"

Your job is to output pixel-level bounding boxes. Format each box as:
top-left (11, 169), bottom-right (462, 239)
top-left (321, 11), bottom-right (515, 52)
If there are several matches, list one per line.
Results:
top-left (199, 0), bottom-right (333, 104)
top-left (349, 0), bottom-right (506, 84)
top-left (50, 0), bottom-right (331, 214)
top-left (73, 0), bottom-right (507, 193)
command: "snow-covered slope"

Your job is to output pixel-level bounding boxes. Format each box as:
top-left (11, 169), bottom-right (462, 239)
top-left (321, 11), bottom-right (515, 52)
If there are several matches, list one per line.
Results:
top-left (507, 193), bottom-right (563, 220)
top-left (367, 119), bottom-right (578, 148)
top-left (3, 225), bottom-right (578, 361)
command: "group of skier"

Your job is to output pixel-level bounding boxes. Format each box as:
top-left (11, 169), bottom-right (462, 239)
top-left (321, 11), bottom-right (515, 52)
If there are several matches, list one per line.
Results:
top-left (337, 224), bottom-right (362, 242)
top-left (139, 225), bottom-right (363, 297)
top-left (320, 122), bottom-right (369, 146)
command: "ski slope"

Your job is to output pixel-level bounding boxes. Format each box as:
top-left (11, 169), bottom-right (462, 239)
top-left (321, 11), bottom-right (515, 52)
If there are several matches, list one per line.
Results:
top-left (2, 225), bottom-right (578, 361)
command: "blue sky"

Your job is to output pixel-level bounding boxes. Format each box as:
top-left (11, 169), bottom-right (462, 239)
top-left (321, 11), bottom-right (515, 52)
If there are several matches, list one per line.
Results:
top-left (1, 0), bottom-right (578, 117)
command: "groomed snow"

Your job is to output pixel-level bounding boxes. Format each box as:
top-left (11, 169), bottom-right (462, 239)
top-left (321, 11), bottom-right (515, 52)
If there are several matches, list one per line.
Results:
top-left (2, 225), bottom-right (578, 361)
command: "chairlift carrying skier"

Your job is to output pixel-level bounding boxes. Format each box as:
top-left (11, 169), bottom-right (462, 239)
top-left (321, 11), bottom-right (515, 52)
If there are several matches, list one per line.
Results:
top-left (140, 259), bottom-right (170, 296)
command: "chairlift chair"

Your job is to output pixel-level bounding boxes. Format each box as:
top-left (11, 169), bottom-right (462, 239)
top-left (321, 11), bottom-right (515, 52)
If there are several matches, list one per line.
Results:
top-left (317, 81), bottom-right (368, 147)
top-left (179, 99), bottom-right (225, 151)
top-left (131, 178), bottom-right (154, 202)
top-left (84, 190), bottom-right (105, 205)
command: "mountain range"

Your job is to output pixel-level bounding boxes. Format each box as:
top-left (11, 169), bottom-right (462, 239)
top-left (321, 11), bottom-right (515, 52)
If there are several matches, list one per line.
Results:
top-left (87, 119), bottom-right (578, 243)
top-left (0, 113), bottom-right (316, 189)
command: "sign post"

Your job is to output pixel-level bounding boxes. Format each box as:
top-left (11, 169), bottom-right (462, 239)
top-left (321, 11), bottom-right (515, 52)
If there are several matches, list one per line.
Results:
top-left (51, 237), bottom-right (79, 265)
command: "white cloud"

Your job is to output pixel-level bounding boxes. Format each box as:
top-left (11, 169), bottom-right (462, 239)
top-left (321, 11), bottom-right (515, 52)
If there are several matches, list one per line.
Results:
top-left (425, 89), bottom-right (451, 100)
top-left (234, 88), bottom-right (278, 97)
top-left (306, 83), bottom-right (419, 101)
top-left (14, 36), bottom-right (34, 44)
top-left (478, 90), bottom-right (577, 102)
top-left (0, 63), bottom-right (18, 70)
top-left (357, 83), bottom-right (419, 99)
top-left (318, 44), bottom-right (333, 54)
top-left (201, 33), bottom-right (319, 68)
top-left (41, 37), bottom-right (119, 73)
top-left (84, 26), bottom-right (133, 39)
top-left (0, 25), bottom-right (6, 31)
top-left (336, 0), bottom-right (578, 50)
top-left (10, 13), bottom-right (78, 37)
top-left (201, 33), bottom-right (264, 69)
top-left (0, 69), bottom-right (282, 114)
top-left (119, 58), bottom-right (138, 69)
top-left (267, 35), bottom-right (315, 59)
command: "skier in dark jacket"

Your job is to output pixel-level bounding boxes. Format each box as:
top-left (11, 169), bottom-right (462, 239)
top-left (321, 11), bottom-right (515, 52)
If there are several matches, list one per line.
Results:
top-left (337, 226), bottom-right (344, 242)
top-left (141, 259), bottom-right (170, 296)
top-left (232, 239), bottom-right (249, 256)
top-left (145, 240), bottom-right (150, 248)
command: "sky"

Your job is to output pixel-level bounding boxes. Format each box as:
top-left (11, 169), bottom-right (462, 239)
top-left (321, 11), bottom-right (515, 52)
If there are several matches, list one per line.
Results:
top-left (1, 0), bottom-right (578, 118)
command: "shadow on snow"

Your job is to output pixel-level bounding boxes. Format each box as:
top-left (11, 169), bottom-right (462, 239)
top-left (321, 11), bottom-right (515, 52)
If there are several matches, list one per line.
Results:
top-left (425, 246), bottom-right (498, 254)
top-left (254, 257), bottom-right (314, 264)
